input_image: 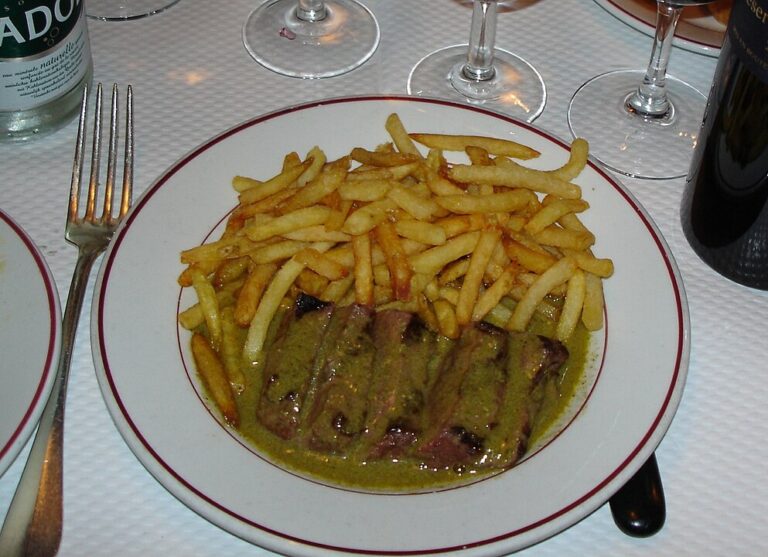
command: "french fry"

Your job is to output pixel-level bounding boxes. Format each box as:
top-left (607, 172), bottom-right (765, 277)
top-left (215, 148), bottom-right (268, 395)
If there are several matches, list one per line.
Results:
top-left (507, 257), bottom-right (578, 332)
top-left (190, 332), bottom-right (239, 426)
top-left (438, 257), bottom-right (470, 285)
top-left (395, 219), bottom-right (447, 245)
top-left (338, 179), bottom-right (394, 202)
top-left (243, 258), bottom-right (306, 361)
top-left (297, 146), bottom-right (327, 187)
top-left (180, 236), bottom-right (253, 266)
top-left (219, 307), bottom-right (247, 393)
top-left (435, 190), bottom-right (533, 214)
top-left (325, 199), bottom-right (354, 232)
top-left (342, 199), bottom-right (397, 235)
top-left (237, 161), bottom-right (310, 205)
top-left (372, 263), bottom-right (391, 287)
top-left (245, 206), bottom-right (331, 242)
top-left (282, 151), bottom-right (302, 171)
top-left (374, 222), bottom-right (413, 301)
top-left (385, 113), bottom-right (422, 157)
top-left (231, 175), bottom-right (261, 193)
top-left (212, 256), bottom-right (250, 288)
top-left (251, 240), bottom-right (308, 264)
top-left (424, 167), bottom-right (465, 196)
top-left (189, 267), bottom-right (222, 350)
top-left (409, 231), bottom-right (481, 275)
top-left (449, 163), bottom-right (582, 199)
top-left (582, 271), bottom-right (605, 331)
top-left (533, 226), bottom-right (595, 251)
top-left (524, 199), bottom-right (589, 235)
top-left (347, 167), bottom-right (394, 181)
top-left (465, 145), bottom-right (493, 166)
top-left (503, 237), bottom-right (558, 274)
top-left (409, 133), bottom-right (540, 159)
top-left (179, 279), bottom-right (241, 330)
top-left (472, 264), bottom-right (518, 322)
top-left (276, 165), bottom-right (346, 214)
top-left (234, 263), bottom-right (278, 327)
top-left (387, 185), bottom-right (441, 220)
top-left (556, 270), bottom-right (586, 341)
top-left (433, 299), bottom-right (460, 339)
top-left (548, 138), bottom-right (589, 181)
top-left (295, 268), bottom-right (329, 298)
top-left (281, 225), bottom-right (351, 243)
top-left (232, 189), bottom-right (296, 224)
top-left (352, 232), bottom-right (374, 305)
top-left (322, 274), bottom-right (355, 303)
top-left (350, 147), bottom-right (420, 167)
top-left (455, 228), bottom-right (500, 325)
top-left (435, 214), bottom-right (486, 237)
top-left (562, 248), bottom-right (614, 278)
top-left (294, 248), bottom-right (349, 280)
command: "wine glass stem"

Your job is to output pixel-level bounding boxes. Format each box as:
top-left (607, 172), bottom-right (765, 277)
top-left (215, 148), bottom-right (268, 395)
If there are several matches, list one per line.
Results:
top-left (297, 0), bottom-right (327, 22)
top-left (626, 1), bottom-right (682, 117)
top-left (463, 1), bottom-right (498, 82)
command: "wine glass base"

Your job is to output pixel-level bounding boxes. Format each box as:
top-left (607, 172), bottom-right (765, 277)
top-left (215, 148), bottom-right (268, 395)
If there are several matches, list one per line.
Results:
top-left (407, 45), bottom-right (546, 123)
top-left (242, 0), bottom-right (380, 79)
top-left (86, 0), bottom-right (181, 20)
top-left (567, 69), bottom-right (707, 180)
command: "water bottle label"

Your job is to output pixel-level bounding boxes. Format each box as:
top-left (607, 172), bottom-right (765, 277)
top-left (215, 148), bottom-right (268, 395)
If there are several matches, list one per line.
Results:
top-left (0, 0), bottom-right (90, 111)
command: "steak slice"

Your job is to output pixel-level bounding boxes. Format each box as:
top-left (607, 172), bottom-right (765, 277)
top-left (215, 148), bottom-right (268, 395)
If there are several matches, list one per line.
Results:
top-left (300, 304), bottom-right (376, 453)
top-left (256, 294), bottom-right (334, 440)
top-left (417, 323), bottom-right (509, 470)
top-left (482, 333), bottom-right (570, 468)
top-left (356, 311), bottom-right (437, 459)
top-left (417, 324), bottom-right (569, 471)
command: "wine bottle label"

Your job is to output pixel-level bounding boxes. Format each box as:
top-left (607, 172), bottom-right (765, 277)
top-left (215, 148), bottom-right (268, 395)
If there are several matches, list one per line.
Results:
top-left (0, 0), bottom-right (91, 111)
top-left (730, 0), bottom-right (768, 84)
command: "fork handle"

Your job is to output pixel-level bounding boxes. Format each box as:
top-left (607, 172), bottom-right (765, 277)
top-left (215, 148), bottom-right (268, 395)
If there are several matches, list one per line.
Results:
top-left (0, 248), bottom-right (99, 557)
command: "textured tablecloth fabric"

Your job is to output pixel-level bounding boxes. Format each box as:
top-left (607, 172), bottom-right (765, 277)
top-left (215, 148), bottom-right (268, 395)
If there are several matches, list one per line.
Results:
top-left (1, 1), bottom-right (766, 555)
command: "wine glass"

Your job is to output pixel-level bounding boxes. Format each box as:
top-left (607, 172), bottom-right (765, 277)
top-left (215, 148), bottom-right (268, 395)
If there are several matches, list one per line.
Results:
top-left (567, 0), bottom-right (714, 179)
top-left (86, 0), bottom-right (182, 20)
top-left (407, 0), bottom-right (546, 122)
top-left (243, 0), bottom-right (380, 79)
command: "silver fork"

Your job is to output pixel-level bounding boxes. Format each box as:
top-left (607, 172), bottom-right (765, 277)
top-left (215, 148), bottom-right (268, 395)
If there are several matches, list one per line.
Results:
top-left (0, 83), bottom-right (133, 557)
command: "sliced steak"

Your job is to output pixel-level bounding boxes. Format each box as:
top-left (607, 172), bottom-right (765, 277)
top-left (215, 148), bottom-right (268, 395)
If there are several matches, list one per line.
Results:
top-left (357, 312), bottom-right (437, 459)
top-left (300, 304), bottom-right (376, 454)
top-left (417, 323), bottom-right (509, 470)
top-left (482, 333), bottom-right (569, 469)
top-left (256, 294), bottom-right (334, 440)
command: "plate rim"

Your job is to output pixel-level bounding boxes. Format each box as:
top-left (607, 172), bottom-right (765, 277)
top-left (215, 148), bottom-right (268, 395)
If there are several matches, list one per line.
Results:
top-left (92, 95), bottom-right (691, 555)
top-left (0, 209), bottom-right (61, 478)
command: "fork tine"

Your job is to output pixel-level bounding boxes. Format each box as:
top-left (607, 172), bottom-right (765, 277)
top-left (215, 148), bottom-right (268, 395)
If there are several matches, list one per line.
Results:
top-left (68, 84), bottom-right (89, 223)
top-left (85, 83), bottom-right (103, 222)
top-left (102, 84), bottom-right (119, 222)
top-left (119, 85), bottom-right (134, 218)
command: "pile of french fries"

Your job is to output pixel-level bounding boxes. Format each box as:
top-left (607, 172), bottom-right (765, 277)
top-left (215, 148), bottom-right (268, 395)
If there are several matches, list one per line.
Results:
top-left (179, 114), bottom-right (613, 416)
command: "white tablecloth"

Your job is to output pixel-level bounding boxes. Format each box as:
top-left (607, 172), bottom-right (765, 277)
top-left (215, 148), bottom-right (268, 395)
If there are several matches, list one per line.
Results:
top-left (2, 1), bottom-right (766, 555)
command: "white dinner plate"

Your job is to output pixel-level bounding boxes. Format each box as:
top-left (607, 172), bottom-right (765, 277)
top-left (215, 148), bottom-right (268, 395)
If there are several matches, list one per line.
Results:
top-left (92, 96), bottom-right (689, 556)
top-left (593, 0), bottom-right (727, 57)
top-left (0, 210), bottom-right (61, 478)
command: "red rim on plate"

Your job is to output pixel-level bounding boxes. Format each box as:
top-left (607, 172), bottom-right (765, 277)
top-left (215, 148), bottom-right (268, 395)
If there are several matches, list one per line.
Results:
top-left (0, 210), bottom-right (61, 478)
top-left (93, 96), bottom-right (689, 555)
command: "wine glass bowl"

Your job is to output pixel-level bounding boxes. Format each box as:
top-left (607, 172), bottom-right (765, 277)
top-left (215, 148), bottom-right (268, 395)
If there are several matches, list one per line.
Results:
top-left (243, 0), bottom-right (380, 79)
top-left (407, 0), bottom-right (546, 122)
top-left (567, 0), bottom-right (714, 179)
